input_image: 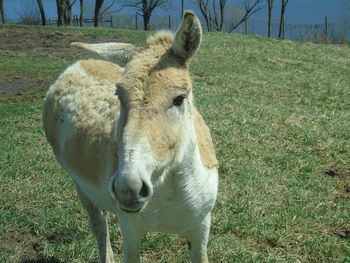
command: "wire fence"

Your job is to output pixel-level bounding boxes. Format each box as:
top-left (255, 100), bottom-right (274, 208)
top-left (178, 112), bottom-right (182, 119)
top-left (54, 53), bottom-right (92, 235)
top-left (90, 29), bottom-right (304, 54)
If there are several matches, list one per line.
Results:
top-left (9, 13), bottom-right (350, 44)
top-left (234, 17), bottom-right (350, 44)
top-left (108, 14), bottom-right (349, 44)
top-left (46, 14), bottom-right (180, 31)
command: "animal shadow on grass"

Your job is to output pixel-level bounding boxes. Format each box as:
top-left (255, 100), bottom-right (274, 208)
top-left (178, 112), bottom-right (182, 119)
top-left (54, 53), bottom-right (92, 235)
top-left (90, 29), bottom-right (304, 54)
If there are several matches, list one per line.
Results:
top-left (21, 256), bottom-right (61, 263)
top-left (20, 230), bottom-right (75, 263)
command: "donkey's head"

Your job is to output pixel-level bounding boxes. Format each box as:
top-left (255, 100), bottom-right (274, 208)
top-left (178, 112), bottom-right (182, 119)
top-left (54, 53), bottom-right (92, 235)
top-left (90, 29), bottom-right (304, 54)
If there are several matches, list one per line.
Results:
top-left (110, 11), bottom-right (202, 213)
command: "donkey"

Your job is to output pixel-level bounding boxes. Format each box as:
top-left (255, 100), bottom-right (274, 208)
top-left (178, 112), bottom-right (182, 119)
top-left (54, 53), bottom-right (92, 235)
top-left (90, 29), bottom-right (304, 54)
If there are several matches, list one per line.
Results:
top-left (43, 11), bottom-right (218, 263)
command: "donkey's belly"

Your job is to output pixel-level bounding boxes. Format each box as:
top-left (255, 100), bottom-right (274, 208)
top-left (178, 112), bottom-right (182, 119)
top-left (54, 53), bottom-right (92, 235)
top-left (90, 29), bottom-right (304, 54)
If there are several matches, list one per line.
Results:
top-left (59, 130), bottom-right (119, 211)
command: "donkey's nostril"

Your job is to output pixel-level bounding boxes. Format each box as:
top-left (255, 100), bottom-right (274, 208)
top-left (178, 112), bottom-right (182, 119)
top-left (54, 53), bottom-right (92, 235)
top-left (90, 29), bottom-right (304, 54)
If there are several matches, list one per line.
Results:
top-left (139, 181), bottom-right (149, 198)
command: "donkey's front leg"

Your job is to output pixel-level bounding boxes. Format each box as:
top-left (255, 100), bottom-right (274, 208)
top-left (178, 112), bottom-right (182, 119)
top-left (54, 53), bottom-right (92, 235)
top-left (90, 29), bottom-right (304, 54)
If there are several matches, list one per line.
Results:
top-left (119, 218), bottom-right (144, 263)
top-left (76, 186), bottom-right (115, 263)
top-left (185, 215), bottom-right (212, 263)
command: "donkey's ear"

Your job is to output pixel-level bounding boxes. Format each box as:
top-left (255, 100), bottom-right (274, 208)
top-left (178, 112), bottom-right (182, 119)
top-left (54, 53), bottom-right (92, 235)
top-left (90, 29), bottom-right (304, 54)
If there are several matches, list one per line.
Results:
top-left (70, 42), bottom-right (135, 66)
top-left (172, 10), bottom-right (202, 61)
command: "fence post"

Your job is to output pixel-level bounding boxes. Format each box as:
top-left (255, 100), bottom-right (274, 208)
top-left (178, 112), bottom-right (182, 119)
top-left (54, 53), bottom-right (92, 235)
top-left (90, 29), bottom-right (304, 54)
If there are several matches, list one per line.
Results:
top-left (100, 14), bottom-right (103, 26)
top-left (168, 15), bottom-right (171, 30)
top-left (135, 14), bottom-right (138, 30)
top-left (111, 15), bottom-right (113, 27)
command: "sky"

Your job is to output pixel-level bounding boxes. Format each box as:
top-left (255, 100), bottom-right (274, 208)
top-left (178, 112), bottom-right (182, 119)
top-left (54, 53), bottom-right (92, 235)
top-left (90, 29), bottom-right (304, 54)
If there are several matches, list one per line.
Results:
top-left (3, 0), bottom-right (348, 25)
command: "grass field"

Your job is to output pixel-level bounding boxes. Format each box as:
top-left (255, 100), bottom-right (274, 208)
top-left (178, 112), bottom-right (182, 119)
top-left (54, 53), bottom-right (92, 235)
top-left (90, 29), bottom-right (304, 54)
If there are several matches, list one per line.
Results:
top-left (0, 25), bottom-right (350, 263)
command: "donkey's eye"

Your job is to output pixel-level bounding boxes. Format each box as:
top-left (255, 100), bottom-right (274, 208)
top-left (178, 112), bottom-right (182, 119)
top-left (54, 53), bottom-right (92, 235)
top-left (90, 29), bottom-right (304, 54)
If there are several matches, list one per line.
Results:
top-left (173, 95), bottom-right (186, 107)
top-left (115, 85), bottom-right (124, 102)
top-left (115, 92), bottom-right (121, 101)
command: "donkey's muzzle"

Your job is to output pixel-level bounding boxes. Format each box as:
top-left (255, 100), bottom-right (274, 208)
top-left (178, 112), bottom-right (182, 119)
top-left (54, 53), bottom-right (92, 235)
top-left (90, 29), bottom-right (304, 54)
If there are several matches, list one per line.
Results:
top-left (111, 172), bottom-right (151, 213)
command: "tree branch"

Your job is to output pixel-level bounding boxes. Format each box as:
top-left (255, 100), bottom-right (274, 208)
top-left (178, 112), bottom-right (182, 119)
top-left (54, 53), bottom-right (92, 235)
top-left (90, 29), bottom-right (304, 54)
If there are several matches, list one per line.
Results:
top-left (100, 0), bottom-right (117, 15)
top-left (229, 0), bottom-right (262, 32)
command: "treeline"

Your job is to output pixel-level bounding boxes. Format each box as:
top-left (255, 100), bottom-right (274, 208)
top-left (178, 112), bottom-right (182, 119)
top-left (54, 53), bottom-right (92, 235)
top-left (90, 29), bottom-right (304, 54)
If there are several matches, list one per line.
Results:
top-left (0, 0), bottom-right (292, 39)
top-left (0, 0), bottom-right (170, 30)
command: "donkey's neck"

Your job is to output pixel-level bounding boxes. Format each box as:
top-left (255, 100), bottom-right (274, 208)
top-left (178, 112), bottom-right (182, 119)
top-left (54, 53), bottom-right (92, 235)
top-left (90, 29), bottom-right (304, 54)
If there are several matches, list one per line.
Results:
top-left (174, 109), bottom-right (209, 180)
top-left (142, 113), bottom-right (217, 233)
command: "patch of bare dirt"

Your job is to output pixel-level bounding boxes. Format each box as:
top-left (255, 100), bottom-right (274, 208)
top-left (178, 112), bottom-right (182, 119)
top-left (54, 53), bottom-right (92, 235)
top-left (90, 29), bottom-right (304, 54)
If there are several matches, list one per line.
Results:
top-left (0, 27), bottom-right (121, 60)
top-left (0, 230), bottom-right (38, 259)
top-left (0, 79), bottom-right (42, 95)
top-left (0, 27), bottom-right (127, 94)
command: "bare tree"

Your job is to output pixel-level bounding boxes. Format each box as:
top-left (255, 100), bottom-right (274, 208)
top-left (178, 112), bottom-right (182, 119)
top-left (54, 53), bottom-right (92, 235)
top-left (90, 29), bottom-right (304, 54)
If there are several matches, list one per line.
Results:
top-left (65, 0), bottom-right (76, 25)
top-left (55, 0), bottom-right (76, 26)
top-left (267, 0), bottom-right (273, 37)
top-left (36, 0), bottom-right (46, 25)
top-left (94, 0), bottom-right (104, 27)
top-left (196, 0), bottom-right (226, 32)
top-left (278, 0), bottom-right (289, 39)
top-left (211, 0), bottom-right (226, 31)
top-left (79, 0), bottom-right (84, 26)
top-left (228, 0), bottom-right (263, 32)
top-left (100, 0), bottom-right (117, 16)
top-left (122, 0), bottom-right (169, 31)
top-left (94, 0), bottom-right (117, 27)
top-left (0, 0), bottom-right (5, 24)
top-left (197, 0), bottom-right (211, 31)
top-left (56, 0), bottom-right (65, 26)
top-left (18, 1), bottom-right (41, 24)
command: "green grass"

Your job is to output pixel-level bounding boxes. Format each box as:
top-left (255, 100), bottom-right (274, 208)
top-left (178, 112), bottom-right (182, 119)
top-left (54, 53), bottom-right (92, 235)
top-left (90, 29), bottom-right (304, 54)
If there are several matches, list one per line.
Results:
top-left (1, 26), bottom-right (350, 262)
top-left (0, 55), bottom-right (67, 77)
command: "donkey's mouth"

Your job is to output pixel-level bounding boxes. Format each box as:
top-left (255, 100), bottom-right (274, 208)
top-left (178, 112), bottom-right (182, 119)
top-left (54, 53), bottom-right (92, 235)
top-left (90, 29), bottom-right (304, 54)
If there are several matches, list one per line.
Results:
top-left (108, 176), bottom-right (118, 200)
top-left (119, 207), bottom-right (141, 213)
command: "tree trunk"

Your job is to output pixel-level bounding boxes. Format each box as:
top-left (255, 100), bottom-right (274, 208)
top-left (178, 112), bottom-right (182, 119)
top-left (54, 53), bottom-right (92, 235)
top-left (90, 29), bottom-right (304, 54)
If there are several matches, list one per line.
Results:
top-left (278, 0), bottom-right (288, 39)
top-left (64, 10), bottom-right (68, 25)
top-left (65, 0), bottom-right (73, 25)
top-left (280, 17), bottom-right (285, 39)
top-left (79, 0), bottom-right (83, 26)
top-left (181, 0), bottom-right (184, 19)
top-left (56, 0), bottom-right (65, 26)
top-left (36, 0), bottom-right (46, 25)
top-left (143, 12), bottom-right (150, 30)
top-left (219, 0), bottom-right (225, 31)
top-left (267, 0), bottom-right (273, 37)
top-left (0, 0), bottom-right (6, 24)
top-left (204, 16), bottom-right (211, 31)
top-left (94, 0), bottom-right (104, 27)
top-left (211, 0), bottom-right (226, 31)
top-left (142, 0), bottom-right (151, 31)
